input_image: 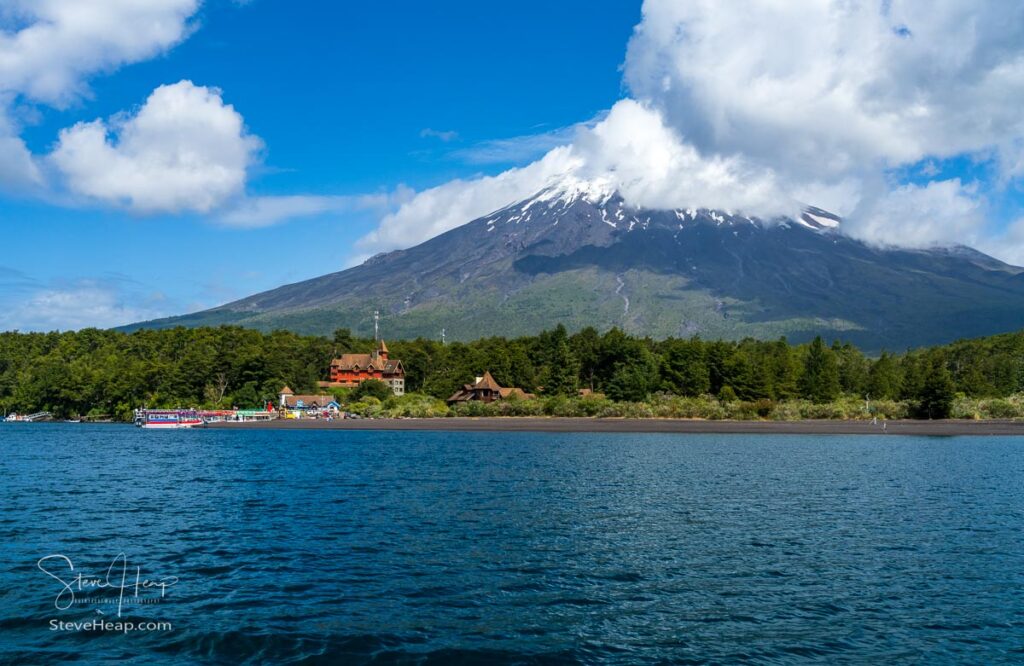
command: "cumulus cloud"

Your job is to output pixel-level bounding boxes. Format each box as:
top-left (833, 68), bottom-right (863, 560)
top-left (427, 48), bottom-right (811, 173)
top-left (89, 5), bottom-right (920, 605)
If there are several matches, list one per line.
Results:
top-left (361, 0), bottom-right (1024, 256)
top-left (848, 179), bottom-right (986, 249)
top-left (0, 0), bottom-right (199, 106)
top-left (624, 0), bottom-right (1024, 179)
top-left (571, 100), bottom-right (791, 215)
top-left (50, 80), bottom-right (262, 213)
top-left (360, 147), bottom-right (580, 252)
top-left (621, 0), bottom-right (1024, 244)
top-left (0, 2), bottom-right (361, 225)
top-left (0, 132), bottom-right (41, 191)
top-left (363, 100), bottom-right (806, 253)
top-left (0, 1), bottom-right (200, 191)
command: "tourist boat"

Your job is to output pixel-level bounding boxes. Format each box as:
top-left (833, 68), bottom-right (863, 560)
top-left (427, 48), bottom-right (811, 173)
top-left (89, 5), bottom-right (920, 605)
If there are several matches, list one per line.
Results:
top-left (134, 409), bottom-right (204, 429)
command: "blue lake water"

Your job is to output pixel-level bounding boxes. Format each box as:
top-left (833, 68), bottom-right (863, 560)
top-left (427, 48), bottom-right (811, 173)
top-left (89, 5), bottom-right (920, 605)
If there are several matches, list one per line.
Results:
top-left (1, 424), bottom-right (1023, 664)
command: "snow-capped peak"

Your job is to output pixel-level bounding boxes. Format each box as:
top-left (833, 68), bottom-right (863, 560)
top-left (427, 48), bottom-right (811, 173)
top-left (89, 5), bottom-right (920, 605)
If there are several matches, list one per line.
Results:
top-left (531, 174), bottom-right (615, 208)
top-left (485, 179), bottom-right (842, 238)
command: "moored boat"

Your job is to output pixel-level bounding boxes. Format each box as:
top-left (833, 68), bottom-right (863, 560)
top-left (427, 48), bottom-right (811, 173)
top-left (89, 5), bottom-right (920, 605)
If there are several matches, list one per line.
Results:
top-left (135, 409), bottom-right (204, 429)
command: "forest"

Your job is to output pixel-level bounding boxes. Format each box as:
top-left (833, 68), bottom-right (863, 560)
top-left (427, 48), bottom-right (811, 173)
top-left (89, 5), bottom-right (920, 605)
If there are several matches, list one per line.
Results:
top-left (3, 324), bottom-right (1024, 421)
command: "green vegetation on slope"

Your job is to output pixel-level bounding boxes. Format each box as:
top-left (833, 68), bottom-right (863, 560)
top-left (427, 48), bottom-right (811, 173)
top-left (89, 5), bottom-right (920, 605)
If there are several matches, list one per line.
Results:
top-left (129, 268), bottom-right (869, 346)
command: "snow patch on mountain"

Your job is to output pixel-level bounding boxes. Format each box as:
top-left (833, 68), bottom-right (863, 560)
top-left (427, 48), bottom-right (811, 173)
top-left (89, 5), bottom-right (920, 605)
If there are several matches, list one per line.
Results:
top-left (483, 176), bottom-right (843, 238)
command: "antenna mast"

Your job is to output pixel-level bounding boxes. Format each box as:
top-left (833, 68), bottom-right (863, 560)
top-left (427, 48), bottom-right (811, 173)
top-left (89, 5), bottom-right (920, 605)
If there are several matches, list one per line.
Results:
top-left (441, 328), bottom-right (446, 345)
top-left (373, 310), bottom-right (380, 341)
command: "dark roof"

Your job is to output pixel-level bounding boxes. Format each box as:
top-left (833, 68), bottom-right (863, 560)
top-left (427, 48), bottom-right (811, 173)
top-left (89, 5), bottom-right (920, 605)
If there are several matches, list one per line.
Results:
top-left (283, 394), bottom-right (336, 408)
top-left (447, 372), bottom-right (533, 403)
top-left (474, 371), bottom-right (501, 391)
top-left (333, 353), bottom-right (381, 371)
top-left (330, 345), bottom-right (404, 376)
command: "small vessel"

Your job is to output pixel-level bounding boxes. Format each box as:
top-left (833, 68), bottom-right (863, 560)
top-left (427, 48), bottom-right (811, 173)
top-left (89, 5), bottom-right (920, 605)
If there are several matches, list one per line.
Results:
top-left (2, 411), bottom-right (52, 422)
top-left (135, 409), bottom-right (204, 429)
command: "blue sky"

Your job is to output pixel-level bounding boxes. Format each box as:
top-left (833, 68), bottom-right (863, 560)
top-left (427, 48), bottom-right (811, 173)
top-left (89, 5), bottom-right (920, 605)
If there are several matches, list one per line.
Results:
top-left (2, 1), bottom-right (1022, 331)
top-left (1, 1), bottom-right (640, 329)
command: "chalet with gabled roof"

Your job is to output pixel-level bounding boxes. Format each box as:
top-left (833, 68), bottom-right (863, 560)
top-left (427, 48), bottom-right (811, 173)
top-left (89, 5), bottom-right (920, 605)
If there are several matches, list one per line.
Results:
top-left (318, 340), bottom-right (405, 395)
top-left (278, 386), bottom-right (339, 412)
top-left (446, 371), bottom-right (533, 404)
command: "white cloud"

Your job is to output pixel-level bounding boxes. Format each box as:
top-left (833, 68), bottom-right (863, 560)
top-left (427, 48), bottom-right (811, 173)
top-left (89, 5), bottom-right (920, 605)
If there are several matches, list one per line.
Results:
top-left (623, 0), bottom-right (1024, 180)
top-left (572, 100), bottom-right (792, 216)
top-left (218, 192), bottom-right (396, 228)
top-left (360, 100), bottom-right (801, 253)
top-left (51, 81), bottom-right (262, 213)
top-left (0, 1), bottom-right (201, 191)
top-left (0, 2), bottom-right (368, 226)
top-left (977, 217), bottom-right (1024, 267)
top-left (0, 133), bottom-right (40, 190)
top-left (0, 0), bottom-right (199, 107)
top-left (359, 0), bottom-right (1024, 256)
top-left (4, 280), bottom-right (172, 331)
top-left (0, 94), bottom-right (42, 191)
top-left (845, 179), bottom-right (985, 249)
top-left (451, 123), bottom-right (587, 165)
top-left (359, 147), bottom-right (581, 252)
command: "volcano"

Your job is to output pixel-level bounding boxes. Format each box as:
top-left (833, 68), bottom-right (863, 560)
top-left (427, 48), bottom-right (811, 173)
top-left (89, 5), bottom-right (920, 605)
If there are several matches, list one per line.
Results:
top-left (133, 179), bottom-right (1024, 350)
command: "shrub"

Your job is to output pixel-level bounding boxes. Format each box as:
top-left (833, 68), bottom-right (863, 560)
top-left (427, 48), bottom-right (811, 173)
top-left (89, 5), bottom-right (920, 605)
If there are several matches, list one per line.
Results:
top-left (351, 379), bottom-right (393, 402)
top-left (978, 397), bottom-right (1024, 419)
top-left (753, 399), bottom-right (775, 418)
top-left (379, 393), bottom-right (449, 418)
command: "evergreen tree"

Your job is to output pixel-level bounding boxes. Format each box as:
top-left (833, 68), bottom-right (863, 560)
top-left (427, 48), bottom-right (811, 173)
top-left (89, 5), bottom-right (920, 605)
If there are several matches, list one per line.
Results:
top-left (768, 338), bottom-right (802, 399)
top-left (867, 352), bottom-right (901, 400)
top-left (543, 335), bottom-right (580, 395)
top-left (898, 353), bottom-right (926, 401)
top-left (834, 341), bottom-right (869, 395)
top-left (607, 363), bottom-right (654, 402)
top-left (659, 338), bottom-right (710, 396)
top-left (570, 327), bottom-right (602, 391)
top-left (916, 358), bottom-right (955, 419)
top-left (800, 337), bottom-right (841, 403)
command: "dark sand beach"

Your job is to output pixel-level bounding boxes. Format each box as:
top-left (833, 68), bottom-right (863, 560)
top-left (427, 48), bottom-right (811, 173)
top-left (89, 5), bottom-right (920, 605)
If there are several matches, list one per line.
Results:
top-left (203, 417), bottom-right (1024, 436)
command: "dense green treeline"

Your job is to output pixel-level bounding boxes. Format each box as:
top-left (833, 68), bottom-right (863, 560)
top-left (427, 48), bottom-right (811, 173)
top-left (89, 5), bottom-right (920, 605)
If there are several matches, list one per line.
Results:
top-left (3, 324), bottom-right (1024, 421)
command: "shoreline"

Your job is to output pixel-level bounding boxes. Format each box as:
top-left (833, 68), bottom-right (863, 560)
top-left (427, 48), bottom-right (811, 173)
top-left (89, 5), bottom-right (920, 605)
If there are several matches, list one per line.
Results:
top-left (202, 417), bottom-right (1024, 436)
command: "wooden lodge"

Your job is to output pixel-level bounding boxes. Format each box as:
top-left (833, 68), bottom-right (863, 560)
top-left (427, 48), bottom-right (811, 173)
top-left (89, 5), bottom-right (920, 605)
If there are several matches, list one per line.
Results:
top-left (446, 371), bottom-right (533, 405)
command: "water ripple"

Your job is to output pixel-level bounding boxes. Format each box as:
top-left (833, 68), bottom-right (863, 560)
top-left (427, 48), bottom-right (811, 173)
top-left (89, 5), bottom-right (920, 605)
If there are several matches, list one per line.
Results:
top-left (1, 424), bottom-right (1023, 664)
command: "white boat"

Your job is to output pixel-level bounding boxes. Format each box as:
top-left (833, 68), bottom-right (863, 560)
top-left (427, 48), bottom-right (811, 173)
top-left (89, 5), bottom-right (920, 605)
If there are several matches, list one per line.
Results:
top-left (135, 410), bottom-right (204, 429)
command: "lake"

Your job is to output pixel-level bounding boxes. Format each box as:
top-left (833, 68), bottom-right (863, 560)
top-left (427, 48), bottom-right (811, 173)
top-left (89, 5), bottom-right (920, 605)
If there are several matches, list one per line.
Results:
top-left (1, 424), bottom-right (1023, 664)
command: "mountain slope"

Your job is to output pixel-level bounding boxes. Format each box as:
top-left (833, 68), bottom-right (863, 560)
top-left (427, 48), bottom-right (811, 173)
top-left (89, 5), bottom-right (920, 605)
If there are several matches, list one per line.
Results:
top-left (132, 180), bottom-right (1024, 350)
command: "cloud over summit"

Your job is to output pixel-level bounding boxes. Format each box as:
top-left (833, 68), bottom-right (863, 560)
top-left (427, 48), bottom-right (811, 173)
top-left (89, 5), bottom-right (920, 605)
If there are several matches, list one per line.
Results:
top-left (362, 0), bottom-right (1024, 258)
